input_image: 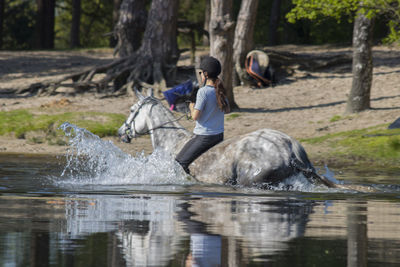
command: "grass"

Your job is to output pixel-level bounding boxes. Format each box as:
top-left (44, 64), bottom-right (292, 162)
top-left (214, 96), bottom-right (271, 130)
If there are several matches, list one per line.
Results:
top-left (301, 124), bottom-right (400, 167)
top-left (329, 115), bottom-right (342, 122)
top-left (0, 109), bottom-right (126, 145)
top-left (329, 114), bottom-right (355, 123)
top-left (226, 113), bottom-right (241, 121)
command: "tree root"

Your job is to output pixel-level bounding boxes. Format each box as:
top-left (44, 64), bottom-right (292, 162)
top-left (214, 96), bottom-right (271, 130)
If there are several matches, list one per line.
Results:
top-left (11, 54), bottom-right (174, 98)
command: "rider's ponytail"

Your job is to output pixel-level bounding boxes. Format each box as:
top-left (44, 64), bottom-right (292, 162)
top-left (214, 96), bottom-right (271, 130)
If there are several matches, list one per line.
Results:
top-left (214, 78), bottom-right (230, 113)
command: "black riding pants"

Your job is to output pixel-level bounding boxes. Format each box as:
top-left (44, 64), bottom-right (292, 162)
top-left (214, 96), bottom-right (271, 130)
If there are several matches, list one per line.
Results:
top-left (176, 133), bottom-right (223, 174)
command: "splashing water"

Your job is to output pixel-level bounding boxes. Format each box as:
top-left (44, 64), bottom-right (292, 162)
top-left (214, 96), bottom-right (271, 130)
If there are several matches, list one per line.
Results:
top-left (322, 165), bottom-right (342, 184)
top-left (58, 122), bottom-right (190, 185)
top-left (259, 165), bottom-right (343, 192)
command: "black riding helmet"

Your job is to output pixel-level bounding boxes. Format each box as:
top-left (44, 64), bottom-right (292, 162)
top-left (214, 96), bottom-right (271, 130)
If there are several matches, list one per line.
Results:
top-left (200, 56), bottom-right (221, 78)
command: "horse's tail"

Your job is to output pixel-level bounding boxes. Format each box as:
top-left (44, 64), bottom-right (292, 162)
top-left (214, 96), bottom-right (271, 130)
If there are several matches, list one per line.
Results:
top-left (293, 163), bottom-right (337, 187)
top-left (297, 165), bottom-right (377, 192)
top-left (290, 139), bottom-right (377, 192)
top-left (289, 139), bottom-right (337, 188)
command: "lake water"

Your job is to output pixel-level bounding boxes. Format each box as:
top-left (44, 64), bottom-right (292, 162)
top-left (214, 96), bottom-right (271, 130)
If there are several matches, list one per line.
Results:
top-left (0, 124), bottom-right (399, 267)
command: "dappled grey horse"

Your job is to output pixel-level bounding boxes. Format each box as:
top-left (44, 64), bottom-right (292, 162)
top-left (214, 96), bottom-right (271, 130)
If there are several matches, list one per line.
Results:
top-left (117, 90), bottom-right (344, 189)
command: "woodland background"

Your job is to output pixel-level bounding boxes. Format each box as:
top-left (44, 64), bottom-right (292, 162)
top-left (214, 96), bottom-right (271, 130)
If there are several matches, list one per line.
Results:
top-left (0, 0), bottom-right (397, 51)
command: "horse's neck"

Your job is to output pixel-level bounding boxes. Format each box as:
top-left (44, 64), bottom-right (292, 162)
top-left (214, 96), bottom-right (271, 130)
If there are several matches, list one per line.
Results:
top-left (146, 104), bottom-right (191, 155)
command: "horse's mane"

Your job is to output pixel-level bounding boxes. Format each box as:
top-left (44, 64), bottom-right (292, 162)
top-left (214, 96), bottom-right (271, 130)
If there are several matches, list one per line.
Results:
top-left (146, 96), bottom-right (187, 123)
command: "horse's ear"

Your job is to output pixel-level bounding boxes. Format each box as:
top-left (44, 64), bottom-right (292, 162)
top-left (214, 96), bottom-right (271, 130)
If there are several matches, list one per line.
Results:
top-left (134, 86), bottom-right (145, 101)
top-left (146, 88), bottom-right (154, 97)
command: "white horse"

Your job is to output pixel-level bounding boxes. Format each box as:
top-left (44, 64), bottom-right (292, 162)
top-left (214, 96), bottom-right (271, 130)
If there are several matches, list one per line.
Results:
top-left (117, 90), bottom-right (346, 189)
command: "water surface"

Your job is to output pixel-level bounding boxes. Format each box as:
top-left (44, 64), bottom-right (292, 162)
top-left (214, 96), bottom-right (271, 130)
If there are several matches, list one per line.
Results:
top-left (0, 124), bottom-right (399, 266)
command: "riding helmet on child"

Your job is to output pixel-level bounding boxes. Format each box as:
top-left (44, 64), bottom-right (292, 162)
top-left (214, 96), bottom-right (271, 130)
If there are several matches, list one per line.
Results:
top-left (200, 56), bottom-right (221, 78)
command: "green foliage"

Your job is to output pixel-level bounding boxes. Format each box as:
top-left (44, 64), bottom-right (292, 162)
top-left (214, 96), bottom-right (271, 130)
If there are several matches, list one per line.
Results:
top-left (309, 18), bottom-right (354, 44)
top-left (383, 20), bottom-right (400, 44)
top-left (286, 0), bottom-right (360, 23)
top-left (179, 0), bottom-right (206, 24)
top-left (177, 0), bottom-right (206, 47)
top-left (2, 0), bottom-right (36, 49)
top-left (0, 109), bottom-right (125, 144)
top-left (286, 0), bottom-right (400, 43)
top-left (242, 0), bottom-right (354, 46)
top-left (253, 0), bottom-right (272, 45)
top-left (55, 0), bottom-right (114, 49)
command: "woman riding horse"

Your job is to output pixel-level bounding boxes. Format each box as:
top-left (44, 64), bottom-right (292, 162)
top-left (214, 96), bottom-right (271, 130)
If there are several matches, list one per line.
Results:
top-left (176, 56), bottom-right (230, 174)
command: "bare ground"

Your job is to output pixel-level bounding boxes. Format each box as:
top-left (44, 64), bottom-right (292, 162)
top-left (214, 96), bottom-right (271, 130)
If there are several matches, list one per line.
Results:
top-left (1, 46), bottom-right (399, 163)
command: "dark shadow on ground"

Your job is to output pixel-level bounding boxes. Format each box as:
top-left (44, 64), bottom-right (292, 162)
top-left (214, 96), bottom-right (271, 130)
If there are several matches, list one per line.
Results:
top-left (0, 54), bottom-right (114, 77)
top-left (238, 100), bottom-right (346, 114)
top-left (370, 94), bottom-right (400, 110)
top-left (238, 94), bottom-right (400, 114)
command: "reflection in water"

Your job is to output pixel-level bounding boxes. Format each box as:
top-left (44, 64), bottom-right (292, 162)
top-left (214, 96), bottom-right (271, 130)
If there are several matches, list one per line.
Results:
top-left (1, 187), bottom-right (400, 266)
top-left (189, 234), bottom-right (222, 266)
top-left (0, 190), bottom-right (314, 266)
top-left (60, 193), bottom-right (313, 266)
top-left (177, 196), bottom-right (313, 263)
top-left (0, 232), bottom-right (30, 266)
top-left (347, 201), bottom-right (368, 267)
top-left (305, 199), bottom-right (400, 266)
top-left (108, 196), bottom-right (182, 266)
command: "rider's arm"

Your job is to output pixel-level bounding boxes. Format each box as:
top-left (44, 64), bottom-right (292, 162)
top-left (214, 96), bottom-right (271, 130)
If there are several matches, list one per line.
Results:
top-left (189, 102), bottom-right (201, 120)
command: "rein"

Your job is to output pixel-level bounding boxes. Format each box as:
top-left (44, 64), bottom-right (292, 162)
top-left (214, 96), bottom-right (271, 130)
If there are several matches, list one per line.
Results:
top-left (124, 98), bottom-right (187, 138)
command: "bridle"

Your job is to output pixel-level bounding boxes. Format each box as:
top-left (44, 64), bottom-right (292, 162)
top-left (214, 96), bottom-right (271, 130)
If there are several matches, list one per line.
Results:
top-left (123, 97), bottom-right (186, 139)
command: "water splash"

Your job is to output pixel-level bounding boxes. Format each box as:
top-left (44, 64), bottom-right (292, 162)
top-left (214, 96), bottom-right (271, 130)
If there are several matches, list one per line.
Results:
top-left (275, 174), bottom-right (316, 192)
top-left (321, 165), bottom-right (342, 184)
top-left (254, 166), bottom-right (343, 192)
top-left (58, 122), bottom-right (191, 185)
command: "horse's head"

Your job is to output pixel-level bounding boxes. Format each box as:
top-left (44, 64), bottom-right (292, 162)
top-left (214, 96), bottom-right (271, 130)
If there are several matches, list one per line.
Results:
top-left (118, 89), bottom-right (156, 143)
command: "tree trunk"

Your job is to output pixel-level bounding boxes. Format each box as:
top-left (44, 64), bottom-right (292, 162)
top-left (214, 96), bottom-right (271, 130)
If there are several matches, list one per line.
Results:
top-left (210, 0), bottom-right (238, 109)
top-left (346, 11), bottom-right (374, 113)
top-left (108, 0), bottom-right (180, 94)
top-left (232, 0), bottom-right (259, 86)
top-left (202, 0), bottom-right (210, 46)
top-left (35, 0), bottom-right (44, 49)
top-left (43, 0), bottom-right (55, 49)
top-left (70, 0), bottom-right (81, 48)
top-left (110, 0), bottom-right (122, 47)
top-left (114, 0), bottom-right (148, 57)
top-left (35, 0), bottom-right (55, 49)
top-left (0, 0), bottom-right (4, 49)
top-left (268, 0), bottom-right (282, 45)
top-left (135, 0), bottom-right (179, 85)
